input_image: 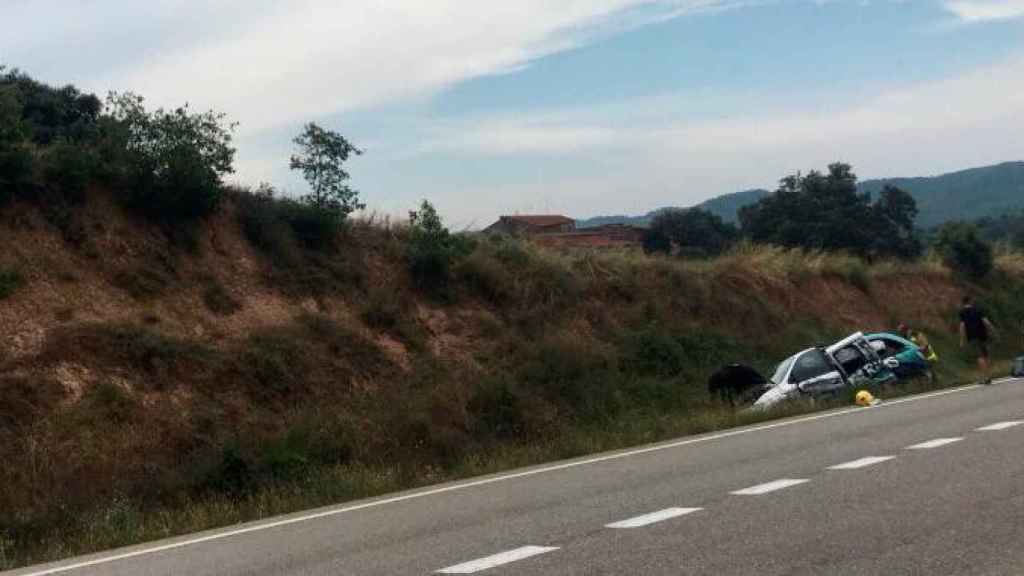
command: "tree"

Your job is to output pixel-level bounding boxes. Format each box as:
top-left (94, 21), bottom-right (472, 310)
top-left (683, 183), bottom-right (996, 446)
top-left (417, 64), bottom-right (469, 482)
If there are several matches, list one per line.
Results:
top-left (105, 92), bottom-right (236, 224)
top-left (407, 200), bottom-right (470, 292)
top-left (739, 163), bottom-right (921, 259)
top-left (0, 85), bottom-right (27, 144)
top-left (934, 222), bottom-right (993, 279)
top-left (641, 226), bottom-right (671, 255)
top-left (289, 123), bottom-right (363, 216)
top-left (643, 208), bottom-right (739, 257)
top-left (1, 66), bottom-right (101, 145)
top-left (0, 86), bottom-right (33, 204)
top-left (871, 185), bottom-right (923, 259)
top-left (972, 211), bottom-right (1024, 249)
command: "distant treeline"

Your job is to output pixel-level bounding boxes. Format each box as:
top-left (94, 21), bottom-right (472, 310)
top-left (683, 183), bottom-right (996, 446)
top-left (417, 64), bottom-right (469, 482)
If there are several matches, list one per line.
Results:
top-left (644, 164), bottom-right (919, 259)
top-left (643, 163), bottom-right (1002, 279)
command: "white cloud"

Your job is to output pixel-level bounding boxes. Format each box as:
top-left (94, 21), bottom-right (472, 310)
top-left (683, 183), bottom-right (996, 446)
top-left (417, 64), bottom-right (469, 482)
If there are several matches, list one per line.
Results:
top-left (5, 1), bottom-right (1021, 225)
top-left (943, 0), bottom-right (1024, 21)
top-left (1, 1), bottom-right (740, 135)
top-left (408, 55), bottom-right (1024, 221)
top-left (420, 55), bottom-right (1024, 157)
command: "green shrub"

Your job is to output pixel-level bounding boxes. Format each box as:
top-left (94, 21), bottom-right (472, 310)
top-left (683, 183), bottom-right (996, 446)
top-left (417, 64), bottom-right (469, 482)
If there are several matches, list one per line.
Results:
top-left (0, 78), bottom-right (36, 206)
top-left (124, 147), bottom-right (223, 224)
top-left (935, 222), bottom-right (994, 279)
top-left (105, 92), bottom-right (235, 226)
top-left (237, 185), bottom-right (343, 252)
top-left (360, 289), bottom-right (425, 349)
top-left (621, 327), bottom-right (687, 377)
top-left (407, 200), bottom-right (472, 295)
top-left (673, 331), bottom-right (743, 372)
top-left (468, 376), bottom-right (528, 440)
top-left (645, 208), bottom-right (739, 257)
top-left (0, 145), bottom-right (34, 206)
top-left (234, 186), bottom-right (365, 296)
top-left (112, 268), bottom-right (172, 300)
top-left (202, 278), bottom-right (242, 316)
top-left (200, 415), bottom-right (358, 497)
top-left (517, 254), bottom-right (582, 311)
top-left (0, 269), bottom-right (24, 300)
top-left (1, 67), bottom-right (101, 146)
top-left (259, 432), bottom-right (312, 480)
top-left (519, 333), bottom-right (622, 422)
top-left (298, 314), bottom-right (386, 372)
top-left (81, 382), bottom-right (137, 425)
top-left (62, 323), bottom-right (218, 391)
top-left (239, 333), bottom-right (302, 397)
top-left (457, 250), bottom-right (512, 304)
top-left (234, 186), bottom-right (302, 263)
top-left (282, 201), bottom-right (341, 251)
top-left (205, 445), bottom-right (253, 495)
top-left (42, 140), bottom-right (95, 205)
top-left (842, 262), bottom-right (871, 293)
top-left (0, 377), bottom-right (64, 429)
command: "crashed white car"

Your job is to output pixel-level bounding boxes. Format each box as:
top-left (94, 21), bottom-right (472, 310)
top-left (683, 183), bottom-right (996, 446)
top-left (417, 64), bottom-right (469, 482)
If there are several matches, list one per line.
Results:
top-left (752, 333), bottom-right (897, 410)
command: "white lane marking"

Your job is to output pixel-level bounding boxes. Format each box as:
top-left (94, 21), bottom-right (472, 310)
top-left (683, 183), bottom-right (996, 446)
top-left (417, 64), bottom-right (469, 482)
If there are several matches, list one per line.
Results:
top-left (605, 507), bottom-right (703, 529)
top-left (828, 456), bottom-right (895, 470)
top-left (976, 420), bottom-right (1024, 431)
top-left (907, 437), bottom-right (964, 450)
top-left (19, 380), bottom-right (1002, 576)
top-left (731, 479), bottom-right (809, 496)
top-left (436, 546), bottom-right (559, 574)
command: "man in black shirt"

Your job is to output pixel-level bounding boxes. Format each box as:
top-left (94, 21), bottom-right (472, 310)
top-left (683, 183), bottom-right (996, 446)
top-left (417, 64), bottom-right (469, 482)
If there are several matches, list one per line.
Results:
top-left (960, 296), bottom-right (998, 384)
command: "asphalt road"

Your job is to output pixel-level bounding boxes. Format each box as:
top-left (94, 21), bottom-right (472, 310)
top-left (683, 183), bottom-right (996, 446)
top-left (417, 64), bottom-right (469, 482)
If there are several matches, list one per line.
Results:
top-left (9, 378), bottom-right (1024, 576)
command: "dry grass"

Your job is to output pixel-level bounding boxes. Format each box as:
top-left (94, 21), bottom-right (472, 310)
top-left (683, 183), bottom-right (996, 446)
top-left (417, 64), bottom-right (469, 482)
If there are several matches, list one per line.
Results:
top-left (4, 195), bottom-right (1024, 570)
top-left (995, 248), bottom-right (1024, 278)
top-left (0, 268), bottom-right (24, 300)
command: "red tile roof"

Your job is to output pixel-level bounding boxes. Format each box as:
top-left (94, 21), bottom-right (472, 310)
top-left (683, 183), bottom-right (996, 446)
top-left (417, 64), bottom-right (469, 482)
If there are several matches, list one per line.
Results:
top-left (502, 215), bottom-right (575, 227)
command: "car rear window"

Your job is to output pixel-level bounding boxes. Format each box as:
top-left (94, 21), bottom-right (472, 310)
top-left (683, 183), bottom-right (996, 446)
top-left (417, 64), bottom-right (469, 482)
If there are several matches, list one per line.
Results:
top-left (771, 356), bottom-right (796, 384)
top-left (790, 349), bottom-right (833, 383)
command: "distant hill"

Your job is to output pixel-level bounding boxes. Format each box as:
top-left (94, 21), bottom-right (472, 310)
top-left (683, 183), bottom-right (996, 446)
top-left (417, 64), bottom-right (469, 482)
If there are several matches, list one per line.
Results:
top-left (575, 189), bottom-right (769, 229)
top-left (695, 189), bottom-right (771, 223)
top-left (577, 162), bottom-right (1024, 229)
top-left (575, 212), bottom-right (658, 228)
top-left (859, 162), bottom-right (1024, 228)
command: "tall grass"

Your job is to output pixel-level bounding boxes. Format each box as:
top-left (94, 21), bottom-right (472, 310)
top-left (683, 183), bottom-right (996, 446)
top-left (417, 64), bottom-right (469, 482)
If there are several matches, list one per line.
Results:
top-left (0, 268), bottom-right (24, 300)
top-left (4, 231), bottom-right (1023, 570)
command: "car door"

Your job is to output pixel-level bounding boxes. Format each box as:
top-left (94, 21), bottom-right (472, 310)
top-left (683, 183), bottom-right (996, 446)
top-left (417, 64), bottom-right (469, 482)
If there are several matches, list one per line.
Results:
top-left (827, 333), bottom-right (894, 387)
top-left (867, 333), bottom-right (926, 379)
top-left (788, 348), bottom-right (845, 397)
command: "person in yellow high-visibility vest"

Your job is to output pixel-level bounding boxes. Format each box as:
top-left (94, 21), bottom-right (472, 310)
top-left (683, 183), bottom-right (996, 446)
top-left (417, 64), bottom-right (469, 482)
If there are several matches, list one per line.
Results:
top-left (899, 323), bottom-right (938, 362)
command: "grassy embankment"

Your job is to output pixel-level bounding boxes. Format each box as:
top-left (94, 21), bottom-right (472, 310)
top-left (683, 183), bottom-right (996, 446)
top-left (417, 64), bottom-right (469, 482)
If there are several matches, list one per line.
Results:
top-left (2, 190), bottom-right (1023, 568)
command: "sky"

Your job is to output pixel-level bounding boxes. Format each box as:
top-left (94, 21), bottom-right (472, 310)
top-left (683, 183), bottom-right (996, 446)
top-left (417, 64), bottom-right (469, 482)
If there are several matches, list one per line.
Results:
top-left (3, 0), bottom-right (1023, 228)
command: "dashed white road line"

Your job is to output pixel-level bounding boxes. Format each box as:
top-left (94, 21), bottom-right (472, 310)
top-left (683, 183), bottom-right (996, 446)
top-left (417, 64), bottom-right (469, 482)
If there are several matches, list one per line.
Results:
top-left (828, 456), bottom-right (895, 470)
top-left (16, 379), bottom-right (1009, 576)
top-left (606, 507), bottom-right (703, 529)
top-left (906, 437), bottom-right (963, 450)
top-left (731, 479), bottom-right (809, 496)
top-left (976, 421), bottom-right (1024, 431)
top-left (436, 546), bottom-right (559, 574)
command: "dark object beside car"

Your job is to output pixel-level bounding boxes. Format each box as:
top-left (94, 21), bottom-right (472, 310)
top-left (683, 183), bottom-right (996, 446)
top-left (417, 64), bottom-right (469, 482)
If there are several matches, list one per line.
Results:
top-left (708, 363), bottom-right (769, 406)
